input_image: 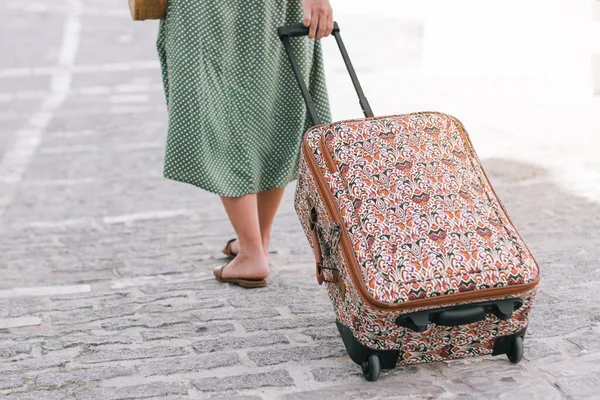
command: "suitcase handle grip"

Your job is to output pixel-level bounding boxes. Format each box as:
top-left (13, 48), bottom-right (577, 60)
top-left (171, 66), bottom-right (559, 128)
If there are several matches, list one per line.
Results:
top-left (278, 22), bottom-right (374, 125)
top-left (395, 299), bottom-right (523, 332)
top-left (435, 306), bottom-right (486, 327)
top-left (277, 22), bottom-right (340, 38)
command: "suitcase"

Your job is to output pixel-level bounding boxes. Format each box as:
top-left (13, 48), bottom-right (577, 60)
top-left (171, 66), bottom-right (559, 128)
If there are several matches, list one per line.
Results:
top-left (278, 23), bottom-right (540, 381)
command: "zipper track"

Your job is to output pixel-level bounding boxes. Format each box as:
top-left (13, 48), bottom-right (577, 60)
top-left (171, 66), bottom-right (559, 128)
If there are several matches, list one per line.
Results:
top-left (302, 131), bottom-right (540, 312)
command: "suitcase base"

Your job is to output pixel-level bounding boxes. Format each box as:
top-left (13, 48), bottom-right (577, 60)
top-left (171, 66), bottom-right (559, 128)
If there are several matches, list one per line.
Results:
top-left (336, 320), bottom-right (527, 381)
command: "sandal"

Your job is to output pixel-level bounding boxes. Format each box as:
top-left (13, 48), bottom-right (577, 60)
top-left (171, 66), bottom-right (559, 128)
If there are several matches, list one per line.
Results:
top-left (222, 238), bottom-right (238, 258)
top-left (213, 264), bottom-right (267, 288)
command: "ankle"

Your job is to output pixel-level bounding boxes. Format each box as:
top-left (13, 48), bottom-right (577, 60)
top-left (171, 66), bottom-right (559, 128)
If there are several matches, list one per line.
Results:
top-left (261, 235), bottom-right (270, 252)
top-left (239, 245), bottom-right (266, 259)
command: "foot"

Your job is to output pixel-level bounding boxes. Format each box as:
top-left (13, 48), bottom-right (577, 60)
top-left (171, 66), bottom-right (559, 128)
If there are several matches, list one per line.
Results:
top-left (216, 250), bottom-right (270, 281)
top-left (223, 238), bottom-right (269, 258)
top-left (222, 238), bottom-right (240, 258)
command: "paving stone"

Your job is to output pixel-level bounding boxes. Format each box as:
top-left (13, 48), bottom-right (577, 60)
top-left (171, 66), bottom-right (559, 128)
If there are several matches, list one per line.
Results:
top-left (450, 395), bottom-right (478, 400)
top-left (540, 353), bottom-right (600, 378)
top-left (523, 340), bottom-right (561, 361)
top-left (79, 346), bottom-right (188, 364)
top-left (311, 366), bottom-right (362, 382)
top-left (248, 342), bottom-right (346, 367)
top-left (454, 365), bottom-right (563, 399)
top-left (139, 280), bottom-right (228, 294)
top-left (554, 376), bottom-right (600, 398)
top-left (137, 353), bottom-right (240, 376)
top-left (226, 292), bottom-right (315, 309)
top-left (0, 375), bottom-right (24, 390)
top-left (137, 299), bottom-right (224, 314)
top-left (0, 343), bottom-right (32, 358)
top-left (193, 308), bottom-right (280, 322)
top-left (242, 316), bottom-right (333, 333)
top-left (528, 316), bottom-right (591, 339)
top-left (49, 291), bottom-right (127, 302)
top-left (0, 285), bottom-right (91, 299)
top-left (193, 333), bottom-right (289, 353)
top-left (3, 391), bottom-right (73, 400)
top-left (101, 316), bottom-right (189, 331)
top-left (0, 357), bottom-right (68, 373)
top-left (311, 364), bottom-right (419, 383)
top-left (141, 323), bottom-right (235, 341)
top-left (41, 334), bottom-right (135, 353)
top-left (36, 366), bottom-right (136, 389)
top-left (100, 293), bottom-right (189, 309)
top-left (289, 302), bottom-right (333, 315)
top-left (192, 370), bottom-right (294, 392)
top-left (74, 382), bottom-right (188, 400)
top-left (300, 326), bottom-right (340, 340)
top-left (0, 316), bottom-right (42, 329)
top-left (567, 333), bottom-right (600, 351)
top-left (51, 305), bottom-right (138, 326)
top-left (0, 330), bottom-right (84, 343)
top-left (279, 380), bottom-right (445, 399)
top-left (4, 297), bottom-right (51, 317)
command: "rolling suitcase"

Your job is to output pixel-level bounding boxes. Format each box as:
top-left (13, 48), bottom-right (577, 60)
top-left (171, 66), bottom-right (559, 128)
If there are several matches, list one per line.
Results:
top-left (278, 23), bottom-right (541, 381)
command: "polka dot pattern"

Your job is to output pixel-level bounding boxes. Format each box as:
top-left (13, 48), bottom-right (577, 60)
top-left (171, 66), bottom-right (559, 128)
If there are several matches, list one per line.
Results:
top-left (156, 0), bottom-right (331, 197)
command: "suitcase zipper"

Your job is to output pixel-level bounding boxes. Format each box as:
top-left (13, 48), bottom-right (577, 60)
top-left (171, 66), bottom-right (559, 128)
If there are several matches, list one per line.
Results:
top-left (302, 136), bottom-right (540, 312)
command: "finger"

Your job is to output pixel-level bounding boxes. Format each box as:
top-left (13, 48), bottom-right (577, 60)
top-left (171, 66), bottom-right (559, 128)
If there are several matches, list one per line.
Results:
top-left (317, 12), bottom-right (329, 39)
top-left (308, 12), bottom-right (318, 39)
top-left (325, 13), bottom-right (334, 37)
top-left (316, 13), bottom-right (328, 39)
top-left (303, 11), bottom-right (311, 28)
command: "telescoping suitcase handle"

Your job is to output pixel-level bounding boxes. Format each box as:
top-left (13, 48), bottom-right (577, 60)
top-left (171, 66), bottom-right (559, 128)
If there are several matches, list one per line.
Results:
top-left (278, 22), bottom-right (374, 125)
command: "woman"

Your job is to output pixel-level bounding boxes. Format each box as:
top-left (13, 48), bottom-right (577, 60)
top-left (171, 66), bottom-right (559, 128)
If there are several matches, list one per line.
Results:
top-left (157, 1), bottom-right (332, 287)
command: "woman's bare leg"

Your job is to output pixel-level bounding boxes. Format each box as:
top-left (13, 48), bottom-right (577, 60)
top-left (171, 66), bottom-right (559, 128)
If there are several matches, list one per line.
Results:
top-left (225, 187), bottom-right (286, 257)
top-left (219, 194), bottom-right (269, 279)
top-left (257, 187), bottom-right (285, 255)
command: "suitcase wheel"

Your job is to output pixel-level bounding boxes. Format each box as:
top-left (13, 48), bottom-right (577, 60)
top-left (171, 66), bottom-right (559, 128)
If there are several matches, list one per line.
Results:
top-left (506, 336), bottom-right (524, 364)
top-left (361, 354), bottom-right (381, 381)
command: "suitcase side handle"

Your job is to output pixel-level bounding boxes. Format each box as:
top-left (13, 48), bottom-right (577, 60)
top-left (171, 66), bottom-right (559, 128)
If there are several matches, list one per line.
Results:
top-left (395, 298), bottom-right (524, 332)
top-left (278, 22), bottom-right (374, 126)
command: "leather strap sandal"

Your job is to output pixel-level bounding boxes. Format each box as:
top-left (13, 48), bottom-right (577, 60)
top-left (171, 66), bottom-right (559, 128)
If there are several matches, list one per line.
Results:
top-left (222, 238), bottom-right (238, 258)
top-left (213, 264), bottom-right (267, 288)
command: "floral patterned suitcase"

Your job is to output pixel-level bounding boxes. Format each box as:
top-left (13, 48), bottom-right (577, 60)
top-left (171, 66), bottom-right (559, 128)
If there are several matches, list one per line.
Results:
top-left (279, 23), bottom-right (540, 381)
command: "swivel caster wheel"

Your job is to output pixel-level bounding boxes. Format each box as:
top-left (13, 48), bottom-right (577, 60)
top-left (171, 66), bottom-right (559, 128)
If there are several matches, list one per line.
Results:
top-left (361, 354), bottom-right (381, 382)
top-left (507, 336), bottom-right (524, 364)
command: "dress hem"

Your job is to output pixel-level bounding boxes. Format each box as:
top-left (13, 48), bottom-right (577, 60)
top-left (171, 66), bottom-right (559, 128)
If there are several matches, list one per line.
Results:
top-left (164, 172), bottom-right (296, 197)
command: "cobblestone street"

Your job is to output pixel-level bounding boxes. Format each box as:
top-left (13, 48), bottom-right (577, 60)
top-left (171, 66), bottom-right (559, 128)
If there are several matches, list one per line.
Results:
top-left (1, 0), bottom-right (599, 399)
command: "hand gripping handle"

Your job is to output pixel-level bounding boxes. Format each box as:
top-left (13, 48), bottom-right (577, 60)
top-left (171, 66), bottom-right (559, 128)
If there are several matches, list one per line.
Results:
top-left (278, 22), bottom-right (374, 126)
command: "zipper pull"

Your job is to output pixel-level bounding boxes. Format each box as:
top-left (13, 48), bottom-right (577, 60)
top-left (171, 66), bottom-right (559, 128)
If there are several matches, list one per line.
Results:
top-left (330, 222), bottom-right (342, 249)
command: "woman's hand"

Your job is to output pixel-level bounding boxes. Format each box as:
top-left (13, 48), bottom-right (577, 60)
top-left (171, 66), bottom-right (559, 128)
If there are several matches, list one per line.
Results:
top-left (302, 0), bottom-right (333, 40)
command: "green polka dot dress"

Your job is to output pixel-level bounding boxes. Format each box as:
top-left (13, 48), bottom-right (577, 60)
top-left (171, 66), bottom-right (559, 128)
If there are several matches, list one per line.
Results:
top-left (156, 0), bottom-right (331, 197)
